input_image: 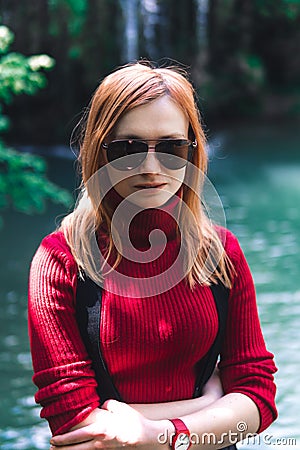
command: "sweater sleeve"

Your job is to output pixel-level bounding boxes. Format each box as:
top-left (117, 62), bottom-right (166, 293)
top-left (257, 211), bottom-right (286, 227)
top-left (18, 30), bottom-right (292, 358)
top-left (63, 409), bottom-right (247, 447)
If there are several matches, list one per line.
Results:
top-left (28, 231), bottom-right (100, 435)
top-left (219, 230), bottom-right (278, 433)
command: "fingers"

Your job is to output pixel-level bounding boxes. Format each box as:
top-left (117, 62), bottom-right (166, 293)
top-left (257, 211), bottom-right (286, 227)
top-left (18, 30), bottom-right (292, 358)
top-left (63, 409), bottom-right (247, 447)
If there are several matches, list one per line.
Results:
top-left (50, 401), bottom-right (147, 448)
top-left (50, 426), bottom-right (104, 447)
top-left (50, 442), bottom-right (92, 450)
top-left (202, 367), bottom-right (224, 400)
top-left (102, 399), bottom-right (141, 418)
top-left (50, 439), bottom-right (126, 449)
top-left (101, 400), bottom-right (148, 446)
top-left (102, 399), bottom-right (126, 413)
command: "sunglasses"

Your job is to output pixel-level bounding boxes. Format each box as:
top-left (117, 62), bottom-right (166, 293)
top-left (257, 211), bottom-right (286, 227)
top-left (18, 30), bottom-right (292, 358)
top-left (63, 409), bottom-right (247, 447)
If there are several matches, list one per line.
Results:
top-left (102, 139), bottom-right (197, 171)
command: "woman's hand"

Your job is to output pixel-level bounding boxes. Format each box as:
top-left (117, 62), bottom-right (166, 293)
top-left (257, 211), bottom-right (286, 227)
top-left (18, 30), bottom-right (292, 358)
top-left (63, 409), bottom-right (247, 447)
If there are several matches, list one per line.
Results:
top-left (201, 366), bottom-right (224, 401)
top-left (50, 400), bottom-right (171, 449)
top-left (49, 369), bottom-right (223, 448)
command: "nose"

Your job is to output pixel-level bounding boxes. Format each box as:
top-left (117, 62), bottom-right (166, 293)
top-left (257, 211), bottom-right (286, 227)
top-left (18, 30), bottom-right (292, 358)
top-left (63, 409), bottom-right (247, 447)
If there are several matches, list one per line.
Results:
top-left (138, 146), bottom-right (162, 174)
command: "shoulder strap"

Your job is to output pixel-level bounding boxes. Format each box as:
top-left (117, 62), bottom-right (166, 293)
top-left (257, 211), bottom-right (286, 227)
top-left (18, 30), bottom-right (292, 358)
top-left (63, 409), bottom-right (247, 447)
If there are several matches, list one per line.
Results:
top-left (76, 276), bottom-right (234, 449)
top-left (193, 282), bottom-right (230, 397)
top-left (75, 274), bottom-right (122, 403)
top-left (76, 276), bottom-right (229, 401)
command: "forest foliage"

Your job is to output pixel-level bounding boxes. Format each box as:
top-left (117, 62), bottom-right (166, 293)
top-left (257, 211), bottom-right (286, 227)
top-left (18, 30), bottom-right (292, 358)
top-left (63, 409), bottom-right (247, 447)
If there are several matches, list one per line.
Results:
top-left (1, 0), bottom-right (299, 145)
top-left (0, 25), bottom-right (72, 224)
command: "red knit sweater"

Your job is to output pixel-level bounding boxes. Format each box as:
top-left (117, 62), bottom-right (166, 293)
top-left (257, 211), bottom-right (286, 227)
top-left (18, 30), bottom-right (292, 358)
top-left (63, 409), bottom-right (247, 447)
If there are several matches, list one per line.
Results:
top-left (28, 193), bottom-right (277, 436)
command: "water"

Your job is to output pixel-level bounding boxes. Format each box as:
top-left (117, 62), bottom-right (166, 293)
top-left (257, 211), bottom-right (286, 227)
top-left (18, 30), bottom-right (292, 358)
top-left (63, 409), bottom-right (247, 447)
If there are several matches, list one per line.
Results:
top-left (119, 0), bottom-right (139, 62)
top-left (0, 125), bottom-right (299, 449)
top-left (195, 0), bottom-right (209, 46)
top-left (208, 125), bottom-right (300, 449)
top-left (141, 0), bottom-right (160, 59)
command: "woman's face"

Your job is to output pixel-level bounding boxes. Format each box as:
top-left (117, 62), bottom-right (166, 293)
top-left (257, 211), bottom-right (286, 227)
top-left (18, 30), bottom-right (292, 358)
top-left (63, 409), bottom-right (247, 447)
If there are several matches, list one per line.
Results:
top-left (105, 95), bottom-right (189, 208)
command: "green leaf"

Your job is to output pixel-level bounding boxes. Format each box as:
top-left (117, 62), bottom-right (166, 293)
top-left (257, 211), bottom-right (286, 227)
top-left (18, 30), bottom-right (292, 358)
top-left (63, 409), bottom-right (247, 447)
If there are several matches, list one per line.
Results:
top-left (0, 141), bottom-right (73, 215)
top-left (0, 26), bottom-right (14, 54)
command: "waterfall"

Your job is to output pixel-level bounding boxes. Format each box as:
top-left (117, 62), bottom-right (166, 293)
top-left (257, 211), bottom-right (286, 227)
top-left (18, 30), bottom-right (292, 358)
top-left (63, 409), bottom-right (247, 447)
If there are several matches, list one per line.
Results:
top-left (196, 0), bottom-right (209, 48)
top-left (119, 0), bottom-right (208, 62)
top-left (193, 0), bottom-right (209, 83)
top-left (141, 0), bottom-right (160, 59)
top-left (119, 0), bottom-right (139, 62)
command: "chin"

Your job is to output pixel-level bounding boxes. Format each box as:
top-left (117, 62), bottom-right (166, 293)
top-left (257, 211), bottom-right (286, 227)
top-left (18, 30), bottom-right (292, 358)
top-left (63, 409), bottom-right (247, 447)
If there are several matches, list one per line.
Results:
top-left (129, 190), bottom-right (173, 209)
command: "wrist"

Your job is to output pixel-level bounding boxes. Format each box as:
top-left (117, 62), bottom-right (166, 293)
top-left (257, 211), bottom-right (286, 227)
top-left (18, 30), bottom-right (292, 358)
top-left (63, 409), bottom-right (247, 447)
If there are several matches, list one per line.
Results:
top-left (169, 418), bottom-right (191, 450)
top-left (148, 419), bottom-right (174, 448)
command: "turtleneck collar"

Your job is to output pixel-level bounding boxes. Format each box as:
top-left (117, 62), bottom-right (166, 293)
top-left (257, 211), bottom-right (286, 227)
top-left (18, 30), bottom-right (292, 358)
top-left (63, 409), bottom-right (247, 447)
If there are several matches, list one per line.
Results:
top-left (101, 187), bottom-right (182, 249)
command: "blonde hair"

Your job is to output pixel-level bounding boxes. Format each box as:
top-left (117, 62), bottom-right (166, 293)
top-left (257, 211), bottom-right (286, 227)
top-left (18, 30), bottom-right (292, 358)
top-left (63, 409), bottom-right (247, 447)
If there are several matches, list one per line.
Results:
top-left (61, 62), bottom-right (234, 288)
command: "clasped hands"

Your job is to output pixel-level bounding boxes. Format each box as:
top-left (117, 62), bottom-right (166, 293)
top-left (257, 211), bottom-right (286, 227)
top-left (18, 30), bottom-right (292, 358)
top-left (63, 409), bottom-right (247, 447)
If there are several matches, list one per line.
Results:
top-left (50, 368), bottom-right (223, 449)
top-left (50, 399), bottom-right (167, 449)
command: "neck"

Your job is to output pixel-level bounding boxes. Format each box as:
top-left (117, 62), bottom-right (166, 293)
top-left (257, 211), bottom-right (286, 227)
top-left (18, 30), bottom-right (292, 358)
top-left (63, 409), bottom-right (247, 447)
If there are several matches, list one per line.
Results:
top-left (102, 188), bottom-right (182, 249)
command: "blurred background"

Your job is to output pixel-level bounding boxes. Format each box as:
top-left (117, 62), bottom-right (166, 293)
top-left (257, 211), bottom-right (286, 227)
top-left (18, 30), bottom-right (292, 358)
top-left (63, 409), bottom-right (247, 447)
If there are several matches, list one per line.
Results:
top-left (0, 1), bottom-right (299, 449)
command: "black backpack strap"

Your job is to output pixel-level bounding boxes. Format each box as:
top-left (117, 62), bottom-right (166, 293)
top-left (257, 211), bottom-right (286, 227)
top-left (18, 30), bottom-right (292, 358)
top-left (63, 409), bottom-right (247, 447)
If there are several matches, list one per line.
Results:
top-left (76, 275), bottom-right (229, 401)
top-left (194, 283), bottom-right (237, 450)
top-left (76, 277), bottom-right (229, 392)
top-left (75, 274), bottom-right (122, 403)
top-left (76, 275), bottom-right (235, 449)
top-left (193, 282), bottom-right (229, 397)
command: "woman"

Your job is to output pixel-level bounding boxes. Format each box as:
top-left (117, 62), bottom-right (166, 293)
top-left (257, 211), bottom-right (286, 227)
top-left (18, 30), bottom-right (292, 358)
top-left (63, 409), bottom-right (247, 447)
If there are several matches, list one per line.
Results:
top-left (28, 62), bottom-right (277, 449)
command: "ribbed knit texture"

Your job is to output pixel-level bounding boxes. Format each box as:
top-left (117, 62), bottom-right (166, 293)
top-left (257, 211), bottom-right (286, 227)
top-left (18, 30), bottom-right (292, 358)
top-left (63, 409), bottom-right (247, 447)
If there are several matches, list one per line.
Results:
top-left (28, 191), bottom-right (277, 435)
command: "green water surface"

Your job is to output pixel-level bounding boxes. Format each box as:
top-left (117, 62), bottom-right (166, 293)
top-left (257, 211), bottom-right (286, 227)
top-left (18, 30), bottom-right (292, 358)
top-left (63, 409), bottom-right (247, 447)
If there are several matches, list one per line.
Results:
top-left (0, 125), bottom-right (299, 449)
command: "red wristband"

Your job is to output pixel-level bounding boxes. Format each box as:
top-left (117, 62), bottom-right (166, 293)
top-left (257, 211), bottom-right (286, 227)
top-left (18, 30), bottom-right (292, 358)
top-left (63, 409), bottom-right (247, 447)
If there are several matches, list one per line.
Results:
top-left (169, 418), bottom-right (191, 450)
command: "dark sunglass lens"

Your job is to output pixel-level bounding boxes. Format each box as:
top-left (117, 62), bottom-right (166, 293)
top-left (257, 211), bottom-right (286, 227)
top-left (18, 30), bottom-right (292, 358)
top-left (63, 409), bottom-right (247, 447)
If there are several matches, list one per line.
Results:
top-left (107, 141), bottom-right (127, 162)
top-left (107, 140), bottom-right (147, 170)
top-left (156, 140), bottom-right (190, 169)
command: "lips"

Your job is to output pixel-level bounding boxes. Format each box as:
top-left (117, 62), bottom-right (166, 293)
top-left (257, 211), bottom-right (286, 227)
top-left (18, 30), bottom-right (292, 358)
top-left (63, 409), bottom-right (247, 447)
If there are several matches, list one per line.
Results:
top-left (135, 183), bottom-right (167, 189)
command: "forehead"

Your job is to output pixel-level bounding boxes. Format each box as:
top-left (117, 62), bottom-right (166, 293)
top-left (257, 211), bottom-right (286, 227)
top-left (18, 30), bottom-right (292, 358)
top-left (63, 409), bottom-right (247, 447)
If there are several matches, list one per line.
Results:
top-left (114, 95), bottom-right (189, 139)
